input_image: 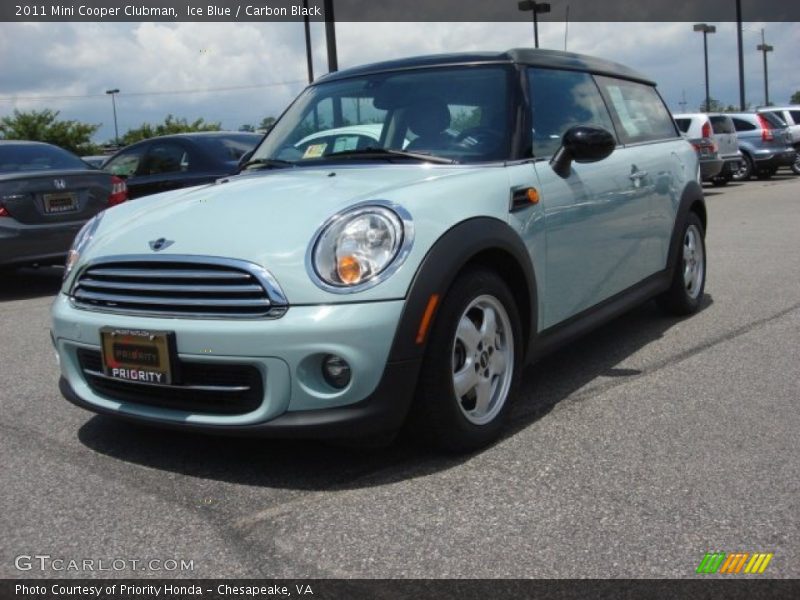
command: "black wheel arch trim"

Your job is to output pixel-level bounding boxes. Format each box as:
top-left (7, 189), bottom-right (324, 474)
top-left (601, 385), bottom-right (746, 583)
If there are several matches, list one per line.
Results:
top-left (387, 217), bottom-right (538, 364)
top-left (666, 181), bottom-right (706, 280)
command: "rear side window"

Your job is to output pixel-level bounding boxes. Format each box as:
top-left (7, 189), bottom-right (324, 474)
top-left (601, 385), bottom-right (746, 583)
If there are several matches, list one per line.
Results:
top-left (709, 116), bottom-right (735, 134)
top-left (760, 112), bottom-right (786, 128)
top-left (194, 134), bottom-right (260, 162)
top-left (732, 118), bottom-right (756, 132)
top-left (527, 67), bottom-right (616, 158)
top-left (789, 110), bottom-right (800, 125)
top-left (0, 144), bottom-right (88, 173)
top-left (595, 76), bottom-right (678, 144)
top-left (674, 118), bottom-right (691, 133)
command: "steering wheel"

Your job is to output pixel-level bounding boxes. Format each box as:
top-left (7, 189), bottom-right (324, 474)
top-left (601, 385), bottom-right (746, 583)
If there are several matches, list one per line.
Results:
top-left (455, 127), bottom-right (505, 152)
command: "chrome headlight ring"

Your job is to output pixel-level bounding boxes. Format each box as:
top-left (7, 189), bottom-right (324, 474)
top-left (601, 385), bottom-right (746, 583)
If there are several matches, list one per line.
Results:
top-left (306, 200), bottom-right (414, 294)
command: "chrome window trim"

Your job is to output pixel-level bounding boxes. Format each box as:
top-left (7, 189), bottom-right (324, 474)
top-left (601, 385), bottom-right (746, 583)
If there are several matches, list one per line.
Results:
top-left (69, 254), bottom-right (288, 320)
top-left (305, 200), bottom-right (415, 295)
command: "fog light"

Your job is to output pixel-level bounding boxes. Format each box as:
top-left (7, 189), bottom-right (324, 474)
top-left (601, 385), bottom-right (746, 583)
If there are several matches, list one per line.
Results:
top-left (322, 354), bottom-right (351, 389)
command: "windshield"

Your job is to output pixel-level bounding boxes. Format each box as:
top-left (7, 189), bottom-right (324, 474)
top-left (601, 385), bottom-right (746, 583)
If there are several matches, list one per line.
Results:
top-left (248, 65), bottom-right (514, 167)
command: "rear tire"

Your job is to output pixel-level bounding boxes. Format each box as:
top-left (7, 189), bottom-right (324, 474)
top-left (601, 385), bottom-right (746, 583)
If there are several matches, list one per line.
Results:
top-left (710, 176), bottom-right (728, 187)
top-left (732, 154), bottom-right (753, 181)
top-left (410, 267), bottom-right (522, 452)
top-left (792, 153), bottom-right (800, 175)
top-left (657, 212), bottom-right (706, 316)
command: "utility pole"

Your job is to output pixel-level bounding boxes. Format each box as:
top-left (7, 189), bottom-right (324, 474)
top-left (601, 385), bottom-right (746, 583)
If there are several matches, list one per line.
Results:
top-left (323, 0), bottom-right (338, 72)
top-left (757, 29), bottom-right (774, 106)
top-left (518, 1), bottom-right (552, 49)
top-left (693, 24), bottom-right (716, 112)
top-left (302, 0), bottom-right (314, 82)
top-left (736, 0), bottom-right (746, 110)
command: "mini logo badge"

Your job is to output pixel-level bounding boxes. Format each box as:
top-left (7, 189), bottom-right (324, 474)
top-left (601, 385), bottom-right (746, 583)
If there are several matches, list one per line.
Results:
top-left (53, 179), bottom-right (66, 189)
top-left (148, 238), bottom-right (174, 252)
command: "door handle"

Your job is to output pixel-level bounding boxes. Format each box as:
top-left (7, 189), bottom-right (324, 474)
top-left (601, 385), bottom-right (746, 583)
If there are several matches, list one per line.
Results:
top-left (629, 170), bottom-right (648, 181)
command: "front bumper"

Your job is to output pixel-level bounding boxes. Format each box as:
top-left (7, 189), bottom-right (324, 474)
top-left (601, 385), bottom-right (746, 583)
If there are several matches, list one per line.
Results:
top-left (52, 294), bottom-right (419, 437)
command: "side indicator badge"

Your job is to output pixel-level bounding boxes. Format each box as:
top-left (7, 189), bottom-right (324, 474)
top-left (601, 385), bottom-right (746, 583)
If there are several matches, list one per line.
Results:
top-left (510, 187), bottom-right (539, 212)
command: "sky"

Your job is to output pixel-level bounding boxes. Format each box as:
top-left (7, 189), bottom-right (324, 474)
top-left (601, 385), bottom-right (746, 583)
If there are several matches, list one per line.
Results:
top-left (0, 20), bottom-right (797, 144)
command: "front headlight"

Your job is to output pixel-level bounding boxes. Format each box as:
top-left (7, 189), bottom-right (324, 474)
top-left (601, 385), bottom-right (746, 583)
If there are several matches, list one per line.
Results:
top-left (309, 202), bottom-right (413, 292)
top-left (64, 212), bottom-right (104, 280)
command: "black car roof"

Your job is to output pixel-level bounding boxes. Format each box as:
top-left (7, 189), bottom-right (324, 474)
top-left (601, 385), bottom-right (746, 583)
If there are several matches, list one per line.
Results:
top-left (314, 48), bottom-right (654, 86)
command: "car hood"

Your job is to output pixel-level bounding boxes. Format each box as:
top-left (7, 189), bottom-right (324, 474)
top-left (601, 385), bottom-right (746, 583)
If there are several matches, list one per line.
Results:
top-left (77, 164), bottom-right (510, 304)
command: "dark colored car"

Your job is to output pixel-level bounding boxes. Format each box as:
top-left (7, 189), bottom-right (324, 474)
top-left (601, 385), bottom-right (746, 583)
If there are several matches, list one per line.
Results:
top-left (0, 141), bottom-right (127, 269)
top-left (102, 132), bottom-right (262, 199)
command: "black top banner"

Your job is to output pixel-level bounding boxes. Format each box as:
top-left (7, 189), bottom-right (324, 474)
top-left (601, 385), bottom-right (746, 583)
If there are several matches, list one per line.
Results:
top-left (2, 0), bottom-right (799, 22)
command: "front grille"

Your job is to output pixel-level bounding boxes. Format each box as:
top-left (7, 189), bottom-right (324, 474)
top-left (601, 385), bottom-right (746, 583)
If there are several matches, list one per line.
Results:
top-left (77, 348), bottom-right (263, 415)
top-left (70, 255), bottom-right (287, 318)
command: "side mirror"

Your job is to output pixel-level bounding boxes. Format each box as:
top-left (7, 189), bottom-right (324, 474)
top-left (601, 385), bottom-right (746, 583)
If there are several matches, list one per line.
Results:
top-left (550, 126), bottom-right (616, 178)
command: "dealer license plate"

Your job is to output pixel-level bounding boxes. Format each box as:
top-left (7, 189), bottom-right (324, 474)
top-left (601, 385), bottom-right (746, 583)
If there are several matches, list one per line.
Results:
top-left (43, 192), bottom-right (77, 214)
top-left (100, 328), bottom-right (175, 385)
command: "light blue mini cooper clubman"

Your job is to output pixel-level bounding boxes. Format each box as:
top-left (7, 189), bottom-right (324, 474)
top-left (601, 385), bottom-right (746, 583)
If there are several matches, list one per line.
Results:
top-left (52, 49), bottom-right (707, 451)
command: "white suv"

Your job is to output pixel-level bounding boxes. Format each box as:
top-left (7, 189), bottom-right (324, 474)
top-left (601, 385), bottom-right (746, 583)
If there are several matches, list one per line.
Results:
top-left (674, 113), bottom-right (743, 185)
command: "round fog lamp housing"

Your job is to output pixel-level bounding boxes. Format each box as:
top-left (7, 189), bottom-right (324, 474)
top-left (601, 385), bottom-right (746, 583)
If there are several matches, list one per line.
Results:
top-left (322, 355), bottom-right (351, 389)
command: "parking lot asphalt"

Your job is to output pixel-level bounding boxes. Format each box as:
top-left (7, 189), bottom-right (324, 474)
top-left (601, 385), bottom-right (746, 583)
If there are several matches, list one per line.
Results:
top-left (1, 174), bottom-right (798, 579)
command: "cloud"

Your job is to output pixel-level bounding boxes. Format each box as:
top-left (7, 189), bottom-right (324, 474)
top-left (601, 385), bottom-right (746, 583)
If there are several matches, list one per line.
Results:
top-left (0, 21), bottom-right (797, 144)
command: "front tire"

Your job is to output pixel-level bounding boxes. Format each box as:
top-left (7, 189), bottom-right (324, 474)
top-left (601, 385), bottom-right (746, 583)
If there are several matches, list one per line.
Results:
top-left (657, 212), bottom-right (706, 316)
top-left (411, 268), bottom-right (522, 452)
top-left (792, 152), bottom-right (800, 175)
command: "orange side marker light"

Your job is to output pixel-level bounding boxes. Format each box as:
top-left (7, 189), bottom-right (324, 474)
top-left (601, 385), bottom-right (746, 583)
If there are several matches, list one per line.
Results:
top-left (415, 294), bottom-right (440, 344)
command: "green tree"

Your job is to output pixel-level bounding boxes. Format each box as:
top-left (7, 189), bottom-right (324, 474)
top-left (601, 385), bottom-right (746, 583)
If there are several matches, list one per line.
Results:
top-left (258, 116), bottom-right (276, 131)
top-left (0, 109), bottom-right (100, 154)
top-left (120, 114), bottom-right (221, 145)
top-left (790, 90), bottom-right (800, 104)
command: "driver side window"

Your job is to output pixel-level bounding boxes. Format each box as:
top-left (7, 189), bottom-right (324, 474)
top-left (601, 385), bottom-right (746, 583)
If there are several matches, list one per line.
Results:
top-left (528, 68), bottom-right (616, 158)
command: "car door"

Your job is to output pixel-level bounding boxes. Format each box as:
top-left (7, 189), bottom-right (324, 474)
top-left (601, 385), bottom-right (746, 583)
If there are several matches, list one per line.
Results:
top-left (103, 142), bottom-right (149, 199)
top-left (515, 67), bottom-right (657, 329)
top-left (134, 140), bottom-right (203, 197)
top-left (594, 75), bottom-right (688, 275)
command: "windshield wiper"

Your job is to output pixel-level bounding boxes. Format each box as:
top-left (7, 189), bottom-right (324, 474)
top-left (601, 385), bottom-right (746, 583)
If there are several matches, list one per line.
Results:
top-left (239, 158), bottom-right (294, 171)
top-left (324, 147), bottom-right (457, 165)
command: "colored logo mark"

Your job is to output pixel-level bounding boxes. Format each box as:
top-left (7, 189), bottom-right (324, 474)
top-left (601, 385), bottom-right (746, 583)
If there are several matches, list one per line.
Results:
top-left (696, 552), bottom-right (773, 574)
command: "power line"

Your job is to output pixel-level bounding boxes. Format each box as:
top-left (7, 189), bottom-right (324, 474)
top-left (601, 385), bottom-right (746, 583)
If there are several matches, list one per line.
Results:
top-left (0, 79), bottom-right (307, 103)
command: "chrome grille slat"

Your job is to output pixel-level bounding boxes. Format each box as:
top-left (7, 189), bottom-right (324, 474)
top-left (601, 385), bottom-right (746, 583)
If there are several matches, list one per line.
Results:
top-left (70, 255), bottom-right (287, 319)
top-left (88, 268), bottom-right (251, 280)
top-left (82, 369), bottom-right (250, 392)
top-left (79, 279), bottom-right (264, 294)
top-left (73, 290), bottom-right (272, 307)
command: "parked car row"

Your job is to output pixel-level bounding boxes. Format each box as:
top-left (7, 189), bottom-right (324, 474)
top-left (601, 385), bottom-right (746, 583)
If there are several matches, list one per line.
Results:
top-left (674, 108), bottom-right (799, 184)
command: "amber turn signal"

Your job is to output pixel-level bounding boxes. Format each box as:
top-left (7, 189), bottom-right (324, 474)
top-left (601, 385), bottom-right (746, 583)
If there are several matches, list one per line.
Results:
top-left (337, 255), bottom-right (362, 284)
top-left (527, 188), bottom-right (540, 204)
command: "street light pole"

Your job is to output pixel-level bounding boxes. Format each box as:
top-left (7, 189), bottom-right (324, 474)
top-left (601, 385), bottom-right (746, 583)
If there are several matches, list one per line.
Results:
top-left (302, 0), bottom-right (314, 82)
top-left (736, 0), bottom-right (745, 111)
top-left (757, 29), bottom-right (774, 106)
top-left (105, 88), bottom-right (120, 147)
top-left (693, 24), bottom-right (716, 112)
top-left (518, 1), bottom-right (552, 49)
top-left (323, 0), bottom-right (338, 72)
